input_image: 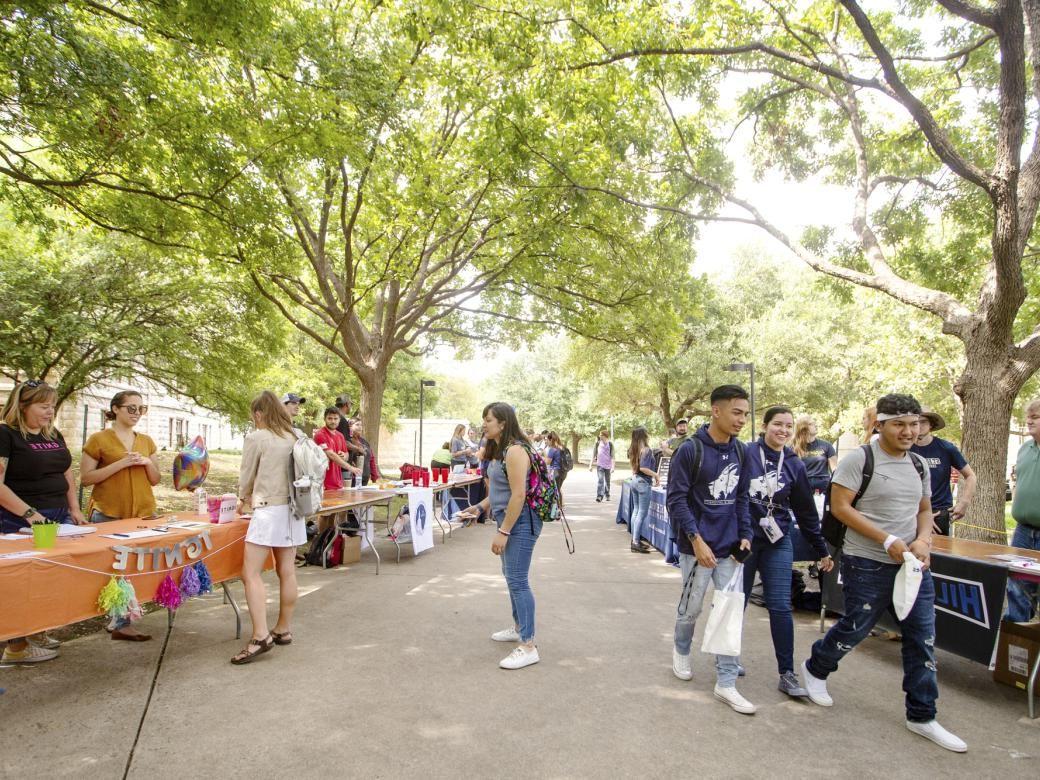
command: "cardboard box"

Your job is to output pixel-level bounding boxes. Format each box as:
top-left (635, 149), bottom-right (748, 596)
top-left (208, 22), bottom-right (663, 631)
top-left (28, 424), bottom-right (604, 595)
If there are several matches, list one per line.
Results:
top-left (341, 534), bottom-right (361, 565)
top-left (993, 619), bottom-right (1040, 697)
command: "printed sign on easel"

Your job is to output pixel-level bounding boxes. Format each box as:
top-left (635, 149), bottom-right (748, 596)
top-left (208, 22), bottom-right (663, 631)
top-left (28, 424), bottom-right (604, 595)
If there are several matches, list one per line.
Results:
top-left (409, 488), bottom-right (435, 555)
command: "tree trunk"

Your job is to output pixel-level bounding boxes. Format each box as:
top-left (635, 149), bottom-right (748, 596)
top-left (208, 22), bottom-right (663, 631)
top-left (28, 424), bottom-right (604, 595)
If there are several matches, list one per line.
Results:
top-left (570, 432), bottom-right (582, 464)
top-left (358, 367), bottom-right (387, 460)
top-left (954, 347), bottom-right (1019, 543)
top-left (658, 375), bottom-right (674, 431)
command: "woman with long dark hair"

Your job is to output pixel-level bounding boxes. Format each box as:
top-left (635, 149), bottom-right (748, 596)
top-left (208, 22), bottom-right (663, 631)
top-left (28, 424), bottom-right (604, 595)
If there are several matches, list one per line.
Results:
top-left (627, 427), bottom-right (659, 554)
top-left (232, 391), bottom-right (304, 664)
top-left (80, 389), bottom-right (161, 641)
top-left (457, 402), bottom-right (542, 670)
top-left (743, 406), bottom-right (833, 697)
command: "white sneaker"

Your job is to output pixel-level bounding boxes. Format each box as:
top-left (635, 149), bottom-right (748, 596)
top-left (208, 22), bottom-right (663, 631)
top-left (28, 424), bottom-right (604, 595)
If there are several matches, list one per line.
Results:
top-left (801, 660), bottom-right (833, 707)
top-left (713, 684), bottom-right (757, 715)
top-left (906, 720), bottom-right (967, 752)
top-left (491, 627), bottom-right (521, 642)
top-left (672, 648), bottom-right (692, 680)
top-left (499, 646), bottom-right (540, 670)
top-left (27, 633), bottom-right (61, 650)
top-left (2, 643), bottom-right (59, 664)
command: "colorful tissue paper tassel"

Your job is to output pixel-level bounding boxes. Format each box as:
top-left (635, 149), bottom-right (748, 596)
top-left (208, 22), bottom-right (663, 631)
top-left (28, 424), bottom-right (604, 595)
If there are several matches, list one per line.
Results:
top-left (179, 564), bottom-right (201, 598)
top-left (193, 560), bottom-right (213, 594)
top-left (154, 573), bottom-right (183, 610)
top-left (97, 576), bottom-right (130, 617)
top-left (118, 578), bottom-right (142, 622)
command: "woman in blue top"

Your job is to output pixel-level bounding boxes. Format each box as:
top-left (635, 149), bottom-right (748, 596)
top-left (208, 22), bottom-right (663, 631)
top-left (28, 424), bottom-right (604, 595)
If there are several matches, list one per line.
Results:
top-left (742, 406), bottom-right (833, 698)
top-left (627, 427), bottom-right (659, 554)
top-left (457, 402), bottom-right (542, 670)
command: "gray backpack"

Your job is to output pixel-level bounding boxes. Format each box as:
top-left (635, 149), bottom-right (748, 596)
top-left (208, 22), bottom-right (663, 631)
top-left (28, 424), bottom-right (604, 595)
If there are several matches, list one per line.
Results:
top-left (288, 433), bottom-right (330, 521)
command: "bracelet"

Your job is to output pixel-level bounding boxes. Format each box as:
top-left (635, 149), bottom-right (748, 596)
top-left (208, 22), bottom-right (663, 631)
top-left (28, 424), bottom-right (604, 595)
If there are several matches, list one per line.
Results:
top-left (497, 529), bottom-right (511, 536)
top-left (882, 534), bottom-right (899, 551)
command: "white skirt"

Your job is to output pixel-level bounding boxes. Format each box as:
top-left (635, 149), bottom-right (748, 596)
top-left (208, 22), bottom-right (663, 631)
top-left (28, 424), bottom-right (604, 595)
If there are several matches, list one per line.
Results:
top-left (245, 504), bottom-right (306, 548)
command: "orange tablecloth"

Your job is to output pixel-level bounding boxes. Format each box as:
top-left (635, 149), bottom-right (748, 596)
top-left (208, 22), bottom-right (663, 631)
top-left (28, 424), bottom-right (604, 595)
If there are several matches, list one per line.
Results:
top-left (0, 514), bottom-right (253, 641)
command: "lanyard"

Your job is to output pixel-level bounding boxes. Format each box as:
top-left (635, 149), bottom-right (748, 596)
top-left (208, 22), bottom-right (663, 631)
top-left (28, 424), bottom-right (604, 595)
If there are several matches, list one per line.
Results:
top-left (758, 444), bottom-right (785, 516)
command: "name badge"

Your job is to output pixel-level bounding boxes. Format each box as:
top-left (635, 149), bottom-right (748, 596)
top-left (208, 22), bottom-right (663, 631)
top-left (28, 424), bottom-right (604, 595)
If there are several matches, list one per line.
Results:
top-left (760, 514), bottom-right (783, 544)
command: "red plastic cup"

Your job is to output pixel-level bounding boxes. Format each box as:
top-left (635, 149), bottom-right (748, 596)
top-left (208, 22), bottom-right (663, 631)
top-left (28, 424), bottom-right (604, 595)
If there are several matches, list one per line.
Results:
top-left (422, 469), bottom-right (430, 487)
top-left (412, 473), bottom-right (420, 487)
top-left (432, 468), bottom-right (441, 484)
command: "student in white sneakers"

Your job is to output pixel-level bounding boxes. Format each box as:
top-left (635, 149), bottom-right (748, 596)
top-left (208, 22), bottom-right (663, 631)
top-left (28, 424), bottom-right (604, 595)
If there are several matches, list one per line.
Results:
top-left (801, 394), bottom-right (967, 753)
top-left (665, 385), bottom-right (755, 714)
top-left (458, 402), bottom-right (543, 670)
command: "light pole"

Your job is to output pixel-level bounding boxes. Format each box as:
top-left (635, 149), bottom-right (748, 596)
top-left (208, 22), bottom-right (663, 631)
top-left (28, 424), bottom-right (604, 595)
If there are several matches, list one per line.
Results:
top-left (418, 378), bottom-right (436, 467)
top-left (725, 362), bottom-right (756, 440)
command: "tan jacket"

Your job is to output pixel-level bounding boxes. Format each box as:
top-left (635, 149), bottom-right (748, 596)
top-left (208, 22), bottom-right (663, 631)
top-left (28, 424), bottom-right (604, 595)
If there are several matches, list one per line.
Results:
top-left (238, 429), bottom-right (295, 508)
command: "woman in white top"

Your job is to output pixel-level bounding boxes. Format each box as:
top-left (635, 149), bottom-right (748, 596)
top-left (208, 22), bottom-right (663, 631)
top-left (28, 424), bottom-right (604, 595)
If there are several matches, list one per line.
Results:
top-left (232, 391), bottom-right (305, 664)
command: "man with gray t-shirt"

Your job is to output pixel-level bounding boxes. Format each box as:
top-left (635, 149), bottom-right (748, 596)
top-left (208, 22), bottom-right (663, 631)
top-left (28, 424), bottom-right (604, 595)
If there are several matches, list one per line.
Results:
top-left (800, 394), bottom-right (967, 753)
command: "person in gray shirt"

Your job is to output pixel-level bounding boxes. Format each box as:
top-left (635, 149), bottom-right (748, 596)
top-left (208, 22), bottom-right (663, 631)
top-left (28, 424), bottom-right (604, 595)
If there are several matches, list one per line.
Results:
top-left (800, 394), bottom-right (967, 754)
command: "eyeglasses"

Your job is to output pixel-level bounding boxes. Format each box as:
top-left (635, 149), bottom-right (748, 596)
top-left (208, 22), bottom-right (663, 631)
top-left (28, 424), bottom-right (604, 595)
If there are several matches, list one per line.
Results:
top-left (119, 405), bottom-right (148, 415)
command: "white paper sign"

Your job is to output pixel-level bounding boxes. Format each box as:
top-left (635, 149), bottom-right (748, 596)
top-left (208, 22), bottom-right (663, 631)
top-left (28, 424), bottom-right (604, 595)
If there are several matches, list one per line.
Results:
top-left (409, 488), bottom-right (435, 555)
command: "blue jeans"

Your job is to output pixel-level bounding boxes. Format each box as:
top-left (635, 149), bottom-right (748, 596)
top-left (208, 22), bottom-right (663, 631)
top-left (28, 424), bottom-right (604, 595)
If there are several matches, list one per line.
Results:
top-left (1006, 524), bottom-right (1040, 621)
top-left (742, 533), bottom-right (795, 674)
top-left (0, 506), bottom-right (73, 534)
top-left (630, 479), bottom-right (651, 544)
top-left (597, 467), bottom-right (612, 499)
top-left (674, 554), bottom-right (742, 687)
top-left (498, 506), bottom-right (542, 643)
top-left (807, 554), bottom-right (938, 722)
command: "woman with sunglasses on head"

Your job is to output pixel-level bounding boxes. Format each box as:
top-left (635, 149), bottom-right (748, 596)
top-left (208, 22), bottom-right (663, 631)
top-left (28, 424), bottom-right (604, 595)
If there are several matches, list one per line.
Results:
top-left (0, 381), bottom-right (86, 664)
top-left (80, 390), bottom-right (161, 641)
top-left (742, 406), bottom-right (833, 698)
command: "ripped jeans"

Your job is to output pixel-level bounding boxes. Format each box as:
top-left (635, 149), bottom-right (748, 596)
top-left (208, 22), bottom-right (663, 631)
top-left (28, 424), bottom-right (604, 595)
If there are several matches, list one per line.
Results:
top-left (807, 554), bottom-right (938, 722)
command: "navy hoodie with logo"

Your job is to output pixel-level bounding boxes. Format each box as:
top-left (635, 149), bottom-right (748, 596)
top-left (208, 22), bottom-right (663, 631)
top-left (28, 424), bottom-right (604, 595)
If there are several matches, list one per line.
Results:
top-left (744, 440), bottom-right (829, 558)
top-left (666, 424), bottom-right (752, 558)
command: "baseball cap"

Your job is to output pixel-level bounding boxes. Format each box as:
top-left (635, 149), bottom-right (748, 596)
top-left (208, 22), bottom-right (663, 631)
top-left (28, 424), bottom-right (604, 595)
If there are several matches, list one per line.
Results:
top-left (281, 393), bottom-right (306, 404)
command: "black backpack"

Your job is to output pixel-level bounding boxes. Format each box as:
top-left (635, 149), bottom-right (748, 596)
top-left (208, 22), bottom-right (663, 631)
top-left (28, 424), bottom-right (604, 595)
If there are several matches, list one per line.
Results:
top-left (666, 436), bottom-right (745, 543)
top-left (559, 447), bottom-right (574, 473)
top-left (821, 444), bottom-right (927, 548)
top-left (304, 525), bottom-right (342, 568)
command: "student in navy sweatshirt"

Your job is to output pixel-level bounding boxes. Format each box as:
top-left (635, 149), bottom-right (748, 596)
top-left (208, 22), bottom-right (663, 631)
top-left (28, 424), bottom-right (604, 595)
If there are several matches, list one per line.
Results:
top-left (666, 385), bottom-right (755, 715)
top-left (742, 406), bottom-right (833, 699)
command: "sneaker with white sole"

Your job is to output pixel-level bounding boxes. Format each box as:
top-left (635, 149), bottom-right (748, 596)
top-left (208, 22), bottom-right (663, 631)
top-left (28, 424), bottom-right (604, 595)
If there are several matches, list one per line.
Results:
top-left (2, 643), bottom-right (58, 664)
top-left (499, 645), bottom-right (540, 670)
top-left (27, 633), bottom-right (61, 650)
top-left (906, 720), bottom-right (967, 752)
top-left (713, 684), bottom-right (756, 715)
top-left (672, 649), bottom-right (692, 680)
top-left (801, 660), bottom-right (833, 707)
top-left (491, 627), bottom-right (521, 642)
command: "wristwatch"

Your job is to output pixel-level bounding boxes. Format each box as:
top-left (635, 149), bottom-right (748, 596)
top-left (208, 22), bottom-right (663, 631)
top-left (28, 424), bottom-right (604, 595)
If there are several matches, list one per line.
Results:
top-left (21, 507), bottom-right (37, 520)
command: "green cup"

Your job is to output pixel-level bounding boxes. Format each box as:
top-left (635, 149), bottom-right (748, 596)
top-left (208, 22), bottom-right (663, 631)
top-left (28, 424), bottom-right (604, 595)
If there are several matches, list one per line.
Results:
top-left (31, 523), bottom-right (59, 549)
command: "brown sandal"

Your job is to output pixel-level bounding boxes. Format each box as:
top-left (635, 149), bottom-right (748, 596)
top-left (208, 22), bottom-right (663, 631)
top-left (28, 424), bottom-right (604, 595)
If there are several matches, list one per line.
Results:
top-left (271, 630), bottom-right (293, 646)
top-left (230, 634), bottom-right (274, 665)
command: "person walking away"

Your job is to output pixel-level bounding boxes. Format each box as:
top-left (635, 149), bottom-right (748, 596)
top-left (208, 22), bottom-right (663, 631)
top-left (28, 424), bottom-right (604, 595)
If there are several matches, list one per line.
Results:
top-left (457, 402), bottom-right (543, 670)
top-left (910, 409), bottom-right (976, 536)
top-left (233, 391), bottom-right (306, 664)
top-left (80, 390), bottom-right (161, 641)
top-left (792, 416), bottom-right (836, 496)
top-left (1006, 398), bottom-right (1040, 622)
top-left (590, 430), bottom-right (615, 502)
top-left (743, 407), bottom-right (833, 697)
top-left (627, 427), bottom-right (658, 554)
top-left (0, 381), bottom-right (86, 663)
top-left (665, 384), bottom-right (755, 714)
top-left (801, 394), bottom-right (966, 752)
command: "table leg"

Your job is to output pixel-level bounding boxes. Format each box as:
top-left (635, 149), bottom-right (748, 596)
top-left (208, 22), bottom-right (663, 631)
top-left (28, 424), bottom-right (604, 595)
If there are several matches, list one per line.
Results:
top-left (433, 491), bottom-right (447, 543)
top-left (221, 581), bottom-right (242, 640)
top-left (1029, 647), bottom-right (1040, 720)
top-left (364, 506), bottom-right (381, 575)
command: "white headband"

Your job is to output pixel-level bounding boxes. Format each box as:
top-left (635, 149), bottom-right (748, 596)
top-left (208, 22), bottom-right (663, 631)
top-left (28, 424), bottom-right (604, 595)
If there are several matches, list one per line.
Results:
top-left (876, 412), bottom-right (919, 422)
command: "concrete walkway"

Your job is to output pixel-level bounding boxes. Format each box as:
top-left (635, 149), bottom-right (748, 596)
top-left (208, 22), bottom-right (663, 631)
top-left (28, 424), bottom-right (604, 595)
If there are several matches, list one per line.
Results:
top-left (2, 471), bottom-right (1038, 778)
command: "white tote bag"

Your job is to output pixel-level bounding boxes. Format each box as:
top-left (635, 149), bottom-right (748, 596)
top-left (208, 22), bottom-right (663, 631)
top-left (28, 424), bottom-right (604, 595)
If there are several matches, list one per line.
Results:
top-left (893, 551), bottom-right (923, 621)
top-left (701, 564), bottom-right (745, 657)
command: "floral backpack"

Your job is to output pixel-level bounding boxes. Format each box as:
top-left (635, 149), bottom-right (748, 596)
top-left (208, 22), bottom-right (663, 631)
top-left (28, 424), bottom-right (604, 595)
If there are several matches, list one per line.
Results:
top-left (503, 440), bottom-right (574, 553)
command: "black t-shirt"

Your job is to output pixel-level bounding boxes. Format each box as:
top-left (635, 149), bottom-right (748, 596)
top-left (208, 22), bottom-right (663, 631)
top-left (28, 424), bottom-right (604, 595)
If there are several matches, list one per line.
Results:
top-left (0, 425), bottom-right (72, 509)
top-left (800, 438), bottom-right (836, 483)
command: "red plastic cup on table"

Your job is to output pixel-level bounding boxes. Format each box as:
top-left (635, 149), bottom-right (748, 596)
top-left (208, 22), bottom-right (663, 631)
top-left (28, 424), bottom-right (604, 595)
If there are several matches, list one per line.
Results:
top-left (432, 468), bottom-right (440, 484)
top-left (412, 472), bottom-right (420, 487)
top-left (441, 467), bottom-right (450, 483)
top-left (422, 469), bottom-right (431, 487)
